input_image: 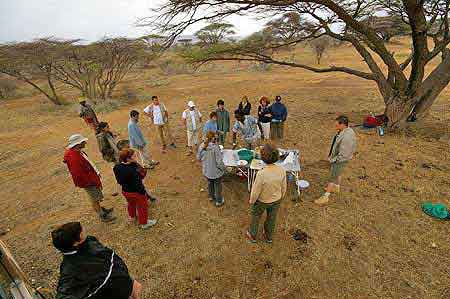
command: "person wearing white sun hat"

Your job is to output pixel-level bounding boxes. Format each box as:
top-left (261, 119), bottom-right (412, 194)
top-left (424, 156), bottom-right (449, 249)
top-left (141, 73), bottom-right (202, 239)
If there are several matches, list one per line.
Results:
top-left (182, 100), bottom-right (202, 155)
top-left (63, 134), bottom-right (116, 222)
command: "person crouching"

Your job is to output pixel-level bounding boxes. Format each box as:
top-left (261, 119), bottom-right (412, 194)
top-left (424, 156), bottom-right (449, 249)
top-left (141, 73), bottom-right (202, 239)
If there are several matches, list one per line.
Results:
top-left (197, 131), bottom-right (226, 207)
top-left (113, 149), bottom-right (158, 229)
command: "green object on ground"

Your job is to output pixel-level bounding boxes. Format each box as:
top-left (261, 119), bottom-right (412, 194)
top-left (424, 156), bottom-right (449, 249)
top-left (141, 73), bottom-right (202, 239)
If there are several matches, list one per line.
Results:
top-left (237, 149), bottom-right (254, 163)
top-left (422, 202), bottom-right (449, 219)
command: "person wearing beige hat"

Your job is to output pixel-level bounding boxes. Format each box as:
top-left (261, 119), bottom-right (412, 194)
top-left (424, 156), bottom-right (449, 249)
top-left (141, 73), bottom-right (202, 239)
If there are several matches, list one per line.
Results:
top-left (78, 98), bottom-right (99, 131)
top-left (182, 100), bottom-right (202, 155)
top-left (63, 134), bottom-right (116, 222)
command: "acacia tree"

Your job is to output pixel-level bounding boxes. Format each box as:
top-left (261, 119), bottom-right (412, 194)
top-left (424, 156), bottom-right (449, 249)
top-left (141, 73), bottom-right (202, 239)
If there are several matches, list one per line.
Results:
top-left (0, 39), bottom-right (70, 105)
top-left (363, 15), bottom-right (411, 42)
top-left (52, 38), bottom-right (146, 100)
top-left (309, 35), bottom-right (334, 64)
top-left (195, 22), bottom-right (236, 46)
top-left (146, 0), bottom-right (450, 128)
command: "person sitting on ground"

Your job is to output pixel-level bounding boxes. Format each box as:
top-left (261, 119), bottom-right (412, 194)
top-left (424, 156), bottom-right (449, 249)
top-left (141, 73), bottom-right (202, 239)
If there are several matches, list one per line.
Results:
top-left (113, 149), bottom-right (158, 229)
top-left (143, 95), bottom-right (176, 154)
top-left (78, 98), bottom-right (99, 131)
top-left (315, 115), bottom-right (357, 205)
top-left (269, 95), bottom-right (288, 141)
top-left (202, 111), bottom-right (219, 138)
top-left (63, 134), bottom-right (115, 223)
top-left (257, 96), bottom-right (272, 140)
top-left (52, 222), bottom-right (143, 299)
top-left (232, 111), bottom-right (261, 150)
top-left (237, 95), bottom-right (252, 116)
top-left (128, 110), bottom-right (159, 169)
top-left (246, 144), bottom-right (287, 244)
top-left (216, 99), bottom-right (230, 145)
top-left (197, 131), bottom-right (225, 207)
top-left (96, 122), bottom-right (120, 164)
top-left (182, 100), bottom-right (202, 156)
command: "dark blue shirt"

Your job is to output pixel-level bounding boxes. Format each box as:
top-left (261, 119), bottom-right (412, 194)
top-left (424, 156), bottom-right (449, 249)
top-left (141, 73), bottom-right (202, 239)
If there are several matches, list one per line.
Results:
top-left (270, 102), bottom-right (288, 122)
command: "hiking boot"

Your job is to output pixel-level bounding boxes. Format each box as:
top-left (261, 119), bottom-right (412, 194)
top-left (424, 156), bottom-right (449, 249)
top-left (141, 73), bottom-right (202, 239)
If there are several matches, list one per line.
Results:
top-left (314, 195), bottom-right (330, 205)
top-left (215, 199), bottom-right (225, 207)
top-left (140, 219), bottom-right (158, 230)
top-left (100, 212), bottom-right (116, 223)
top-left (245, 230), bottom-right (257, 243)
top-left (101, 207), bottom-right (114, 215)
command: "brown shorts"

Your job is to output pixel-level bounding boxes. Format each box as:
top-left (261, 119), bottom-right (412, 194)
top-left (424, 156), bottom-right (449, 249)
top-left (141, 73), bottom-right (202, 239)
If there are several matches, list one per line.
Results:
top-left (84, 186), bottom-right (104, 203)
top-left (330, 162), bottom-right (348, 181)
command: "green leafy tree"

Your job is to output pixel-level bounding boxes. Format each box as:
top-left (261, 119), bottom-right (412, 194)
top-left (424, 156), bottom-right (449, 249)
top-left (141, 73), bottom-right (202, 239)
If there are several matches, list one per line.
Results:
top-left (195, 23), bottom-right (236, 46)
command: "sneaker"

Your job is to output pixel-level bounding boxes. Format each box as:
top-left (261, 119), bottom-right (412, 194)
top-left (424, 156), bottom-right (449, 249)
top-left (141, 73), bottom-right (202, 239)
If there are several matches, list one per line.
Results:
top-left (245, 230), bottom-right (257, 243)
top-left (143, 164), bottom-right (155, 170)
top-left (170, 143), bottom-right (177, 149)
top-left (215, 199), bottom-right (225, 207)
top-left (314, 195), bottom-right (330, 205)
top-left (263, 231), bottom-right (273, 244)
top-left (140, 219), bottom-right (158, 229)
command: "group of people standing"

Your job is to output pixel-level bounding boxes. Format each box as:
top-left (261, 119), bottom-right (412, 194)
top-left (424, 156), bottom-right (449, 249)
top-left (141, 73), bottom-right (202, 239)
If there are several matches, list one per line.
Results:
top-left (54, 95), bottom-right (357, 299)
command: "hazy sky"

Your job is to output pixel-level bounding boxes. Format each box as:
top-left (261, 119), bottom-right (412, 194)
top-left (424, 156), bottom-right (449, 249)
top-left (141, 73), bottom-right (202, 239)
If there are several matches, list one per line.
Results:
top-left (0, 0), bottom-right (264, 43)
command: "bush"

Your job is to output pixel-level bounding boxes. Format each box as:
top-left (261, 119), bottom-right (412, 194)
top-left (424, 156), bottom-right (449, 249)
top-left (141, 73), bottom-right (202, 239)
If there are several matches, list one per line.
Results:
top-left (0, 79), bottom-right (18, 99)
top-left (158, 59), bottom-right (196, 75)
top-left (250, 62), bottom-right (272, 72)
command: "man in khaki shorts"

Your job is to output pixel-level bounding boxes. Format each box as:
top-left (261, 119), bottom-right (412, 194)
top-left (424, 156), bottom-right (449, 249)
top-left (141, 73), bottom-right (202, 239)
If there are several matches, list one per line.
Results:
top-left (315, 115), bottom-right (357, 205)
top-left (63, 134), bottom-right (116, 222)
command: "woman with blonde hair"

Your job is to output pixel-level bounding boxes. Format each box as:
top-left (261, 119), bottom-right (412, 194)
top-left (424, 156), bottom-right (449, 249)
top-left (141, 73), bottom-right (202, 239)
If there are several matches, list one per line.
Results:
top-left (197, 131), bottom-right (226, 207)
top-left (237, 95), bottom-right (252, 116)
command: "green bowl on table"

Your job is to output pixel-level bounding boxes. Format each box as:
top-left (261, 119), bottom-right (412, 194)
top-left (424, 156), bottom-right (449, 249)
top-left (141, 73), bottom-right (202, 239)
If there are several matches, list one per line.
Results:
top-left (237, 149), bottom-right (254, 163)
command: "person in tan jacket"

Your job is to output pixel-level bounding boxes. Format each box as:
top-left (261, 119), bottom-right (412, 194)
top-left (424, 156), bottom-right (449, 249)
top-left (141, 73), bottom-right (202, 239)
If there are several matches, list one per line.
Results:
top-left (246, 144), bottom-right (287, 244)
top-left (315, 115), bottom-right (357, 205)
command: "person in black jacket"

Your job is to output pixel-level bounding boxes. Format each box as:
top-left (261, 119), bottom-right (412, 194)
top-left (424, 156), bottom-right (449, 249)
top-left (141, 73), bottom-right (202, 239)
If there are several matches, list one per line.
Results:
top-left (113, 149), bottom-right (158, 229)
top-left (52, 222), bottom-right (142, 299)
top-left (237, 96), bottom-right (252, 116)
top-left (257, 96), bottom-right (272, 140)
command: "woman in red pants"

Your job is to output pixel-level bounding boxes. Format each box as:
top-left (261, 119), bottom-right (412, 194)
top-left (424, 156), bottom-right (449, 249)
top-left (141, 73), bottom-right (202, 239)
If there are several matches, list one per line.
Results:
top-left (113, 149), bottom-right (158, 229)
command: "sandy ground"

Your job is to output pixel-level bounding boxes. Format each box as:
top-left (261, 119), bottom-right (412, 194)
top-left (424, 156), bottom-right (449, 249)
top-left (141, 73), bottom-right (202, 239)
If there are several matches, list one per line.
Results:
top-left (1, 40), bottom-right (450, 298)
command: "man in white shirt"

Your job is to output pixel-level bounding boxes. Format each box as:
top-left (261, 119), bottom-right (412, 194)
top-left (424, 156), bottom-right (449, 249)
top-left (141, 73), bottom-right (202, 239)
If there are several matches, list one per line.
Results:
top-left (144, 96), bottom-right (176, 153)
top-left (182, 100), bottom-right (202, 155)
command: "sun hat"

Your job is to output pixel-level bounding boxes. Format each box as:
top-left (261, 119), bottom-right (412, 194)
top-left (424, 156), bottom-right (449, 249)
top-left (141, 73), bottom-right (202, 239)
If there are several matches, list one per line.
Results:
top-left (67, 134), bottom-right (88, 149)
top-left (187, 100), bottom-right (195, 108)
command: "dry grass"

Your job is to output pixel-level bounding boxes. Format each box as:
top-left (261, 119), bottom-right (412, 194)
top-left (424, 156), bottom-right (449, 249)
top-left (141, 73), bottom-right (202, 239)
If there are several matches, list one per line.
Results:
top-left (1, 38), bottom-right (450, 299)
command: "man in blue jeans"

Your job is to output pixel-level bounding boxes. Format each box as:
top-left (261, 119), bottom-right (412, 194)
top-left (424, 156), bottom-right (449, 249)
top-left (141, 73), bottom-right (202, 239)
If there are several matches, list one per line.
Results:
top-left (269, 95), bottom-right (288, 141)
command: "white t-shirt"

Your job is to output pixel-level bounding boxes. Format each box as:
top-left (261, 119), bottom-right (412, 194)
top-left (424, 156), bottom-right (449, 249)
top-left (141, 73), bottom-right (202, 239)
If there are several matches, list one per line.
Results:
top-left (182, 110), bottom-right (202, 130)
top-left (144, 104), bottom-right (164, 125)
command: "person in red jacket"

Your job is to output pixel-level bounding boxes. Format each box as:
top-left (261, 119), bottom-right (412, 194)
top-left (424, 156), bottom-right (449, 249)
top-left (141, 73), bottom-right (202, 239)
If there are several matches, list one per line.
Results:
top-left (64, 134), bottom-right (116, 222)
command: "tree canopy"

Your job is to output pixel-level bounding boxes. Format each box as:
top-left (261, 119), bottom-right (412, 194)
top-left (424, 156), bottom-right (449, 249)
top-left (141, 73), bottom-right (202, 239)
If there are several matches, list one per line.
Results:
top-left (145, 0), bottom-right (450, 128)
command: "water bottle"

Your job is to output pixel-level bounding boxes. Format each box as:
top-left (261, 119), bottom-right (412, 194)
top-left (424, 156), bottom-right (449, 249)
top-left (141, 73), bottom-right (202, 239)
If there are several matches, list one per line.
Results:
top-left (378, 126), bottom-right (385, 136)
